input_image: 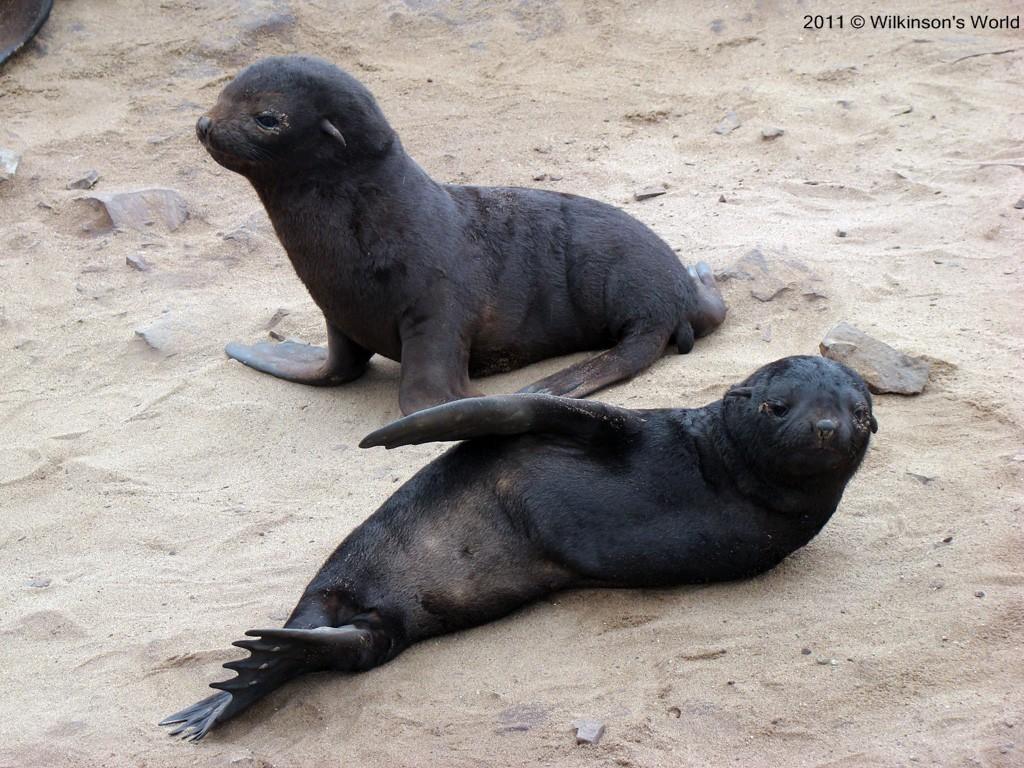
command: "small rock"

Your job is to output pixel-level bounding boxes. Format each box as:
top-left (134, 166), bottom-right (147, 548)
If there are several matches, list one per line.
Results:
top-left (801, 647), bottom-right (812, 655)
top-left (574, 719), bottom-right (605, 745)
top-left (835, 229), bottom-right (847, 238)
top-left (533, 144), bottom-right (552, 154)
top-left (718, 194), bottom-right (727, 203)
top-left (929, 580), bottom-right (945, 591)
top-left (0, 148), bottom-right (21, 181)
top-left (667, 706), bottom-right (682, 718)
top-left (126, 253), bottom-right (151, 272)
top-left (758, 323), bottom-right (772, 342)
top-left (893, 105), bottom-right (913, 116)
top-left (941, 535), bottom-right (954, 544)
top-left (761, 127), bottom-right (785, 140)
top-left (265, 308), bottom-right (290, 329)
top-left (634, 183), bottom-right (668, 201)
top-left (815, 657), bottom-right (838, 666)
top-left (268, 330), bottom-right (286, 341)
top-left (1014, 197), bottom-right (1024, 210)
top-left (75, 188), bottom-right (188, 235)
top-left (135, 312), bottom-right (185, 356)
top-left (713, 110), bottom-right (741, 135)
top-left (716, 247), bottom-right (826, 302)
top-left (975, 591), bottom-right (986, 598)
top-left (67, 170), bottom-right (100, 190)
top-left (837, 99), bottom-right (853, 109)
top-left (906, 471), bottom-right (936, 485)
top-left (819, 321), bottom-right (931, 395)
top-left (27, 577), bottom-right (51, 588)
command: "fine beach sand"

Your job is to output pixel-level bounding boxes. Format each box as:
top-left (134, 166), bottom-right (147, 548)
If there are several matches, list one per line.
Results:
top-left (1, 1), bottom-right (1022, 766)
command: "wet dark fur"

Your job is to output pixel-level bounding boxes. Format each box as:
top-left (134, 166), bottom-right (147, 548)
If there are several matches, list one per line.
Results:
top-left (161, 356), bottom-right (876, 740)
top-left (198, 55), bottom-right (726, 414)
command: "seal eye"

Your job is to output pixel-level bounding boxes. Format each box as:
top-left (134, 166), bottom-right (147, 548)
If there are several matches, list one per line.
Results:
top-left (254, 112), bottom-right (280, 130)
top-left (759, 401), bottom-right (789, 417)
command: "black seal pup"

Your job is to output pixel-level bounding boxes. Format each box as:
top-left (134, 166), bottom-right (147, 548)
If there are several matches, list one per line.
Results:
top-left (160, 356), bottom-right (877, 741)
top-left (195, 55), bottom-right (727, 415)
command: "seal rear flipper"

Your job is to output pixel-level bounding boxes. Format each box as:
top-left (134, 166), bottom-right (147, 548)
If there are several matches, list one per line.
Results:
top-left (159, 625), bottom-right (375, 741)
top-left (517, 328), bottom-right (671, 399)
top-left (359, 394), bottom-right (645, 450)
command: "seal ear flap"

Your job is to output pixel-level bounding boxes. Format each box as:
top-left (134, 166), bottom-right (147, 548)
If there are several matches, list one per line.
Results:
top-left (724, 386), bottom-right (753, 399)
top-left (320, 118), bottom-right (347, 147)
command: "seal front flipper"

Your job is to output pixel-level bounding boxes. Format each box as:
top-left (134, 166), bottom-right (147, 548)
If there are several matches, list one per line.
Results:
top-left (159, 625), bottom-right (376, 741)
top-left (359, 394), bottom-right (644, 449)
top-left (225, 322), bottom-right (372, 386)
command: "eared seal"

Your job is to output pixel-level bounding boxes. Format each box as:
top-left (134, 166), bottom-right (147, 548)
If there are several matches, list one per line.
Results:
top-left (160, 356), bottom-right (876, 740)
top-left (195, 55), bottom-right (727, 415)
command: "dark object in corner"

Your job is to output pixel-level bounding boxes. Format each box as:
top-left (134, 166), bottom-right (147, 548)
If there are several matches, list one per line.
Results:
top-left (0, 0), bottom-right (54, 67)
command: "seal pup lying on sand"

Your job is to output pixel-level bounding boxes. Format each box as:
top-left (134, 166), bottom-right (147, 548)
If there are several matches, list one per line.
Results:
top-left (196, 55), bottom-right (727, 414)
top-left (160, 356), bottom-right (876, 741)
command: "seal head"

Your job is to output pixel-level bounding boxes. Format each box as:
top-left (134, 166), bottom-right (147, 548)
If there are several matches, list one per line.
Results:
top-left (722, 355), bottom-right (877, 480)
top-left (195, 55), bottom-right (395, 178)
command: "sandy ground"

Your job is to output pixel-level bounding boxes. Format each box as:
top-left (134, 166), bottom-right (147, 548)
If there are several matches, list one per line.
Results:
top-left (1, 1), bottom-right (1022, 766)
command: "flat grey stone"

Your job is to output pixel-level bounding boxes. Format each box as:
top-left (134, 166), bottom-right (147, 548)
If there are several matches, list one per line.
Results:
top-left (820, 321), bottom-right (931, 395)
top-left (716, 247), bottom-right (827, 302)
top-left (761, 127), bottom-right (785, 140)
top-left (634, 183), bottom-right (668, 201)
top-left (75, 188), bottom-right (188, 235)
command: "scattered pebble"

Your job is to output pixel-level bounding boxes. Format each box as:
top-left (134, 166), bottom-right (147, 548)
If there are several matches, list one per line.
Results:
top-left (67, 170), bottom-right (100, 190)
top-left (533, 172), bottom-right (563, 182)
top-left (760, 127), bottom-right (785, 140)
top-left (836, 99), bottom-right (853, 109)
top-left (801, 647), bottom-right (812, 655)
top-left (26, 577), bottom-right (51, 588)
top-left (816, 657), bottom-right (838, 666)
top-left (266, 307), bottom-right (291, 329)
top-left (819, 321), bottom-right (931, 395)
top-left (975, 591), bottom-right (986, 598)
top-left (906, 471), bottom-right (936, 485)
top-left (0, 147), bottom-right (21, 181)
top-left (634, 183), bottom-right (668, 201)
top-left (573, 719), bottom-right (605, 745)
top-left (835, 229), bottom-right (847, 238)
top-left (667, 706), bottom-right (681, 718)
top-left (942, 535), bottom-right (954, 544)
top-left (1014, 197), bottom-right (1024, 210)
top-left (268, 330), bottom-right (286, 341)
top-left (713, 110), bottom-right (741, 135)
top-left (126, 253), bottom-right (151, 272)
top-left (718, 194), bottom-right (727, 203)
top-left (929, 580), bottom-right (945, 591)
top-left (893, 105), bottom-right (914, 116)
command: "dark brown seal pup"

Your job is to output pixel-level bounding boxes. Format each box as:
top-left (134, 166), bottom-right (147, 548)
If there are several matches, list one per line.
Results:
top-left (195, 55), bottom-right (727, 415)
top-left (160, 356), bottom-right (876, 741)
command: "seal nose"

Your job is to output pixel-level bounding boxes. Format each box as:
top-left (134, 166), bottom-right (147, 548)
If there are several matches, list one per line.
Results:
top-left (816, 418), bottom-right (838, 441)
top-left (196, 115), bottom-right (212, 141)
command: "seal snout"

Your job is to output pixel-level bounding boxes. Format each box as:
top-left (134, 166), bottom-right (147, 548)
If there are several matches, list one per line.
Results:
top-left (196, 115), bottom-right (212, 143)
top-left (815, 418), bottom-right (838, 442)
